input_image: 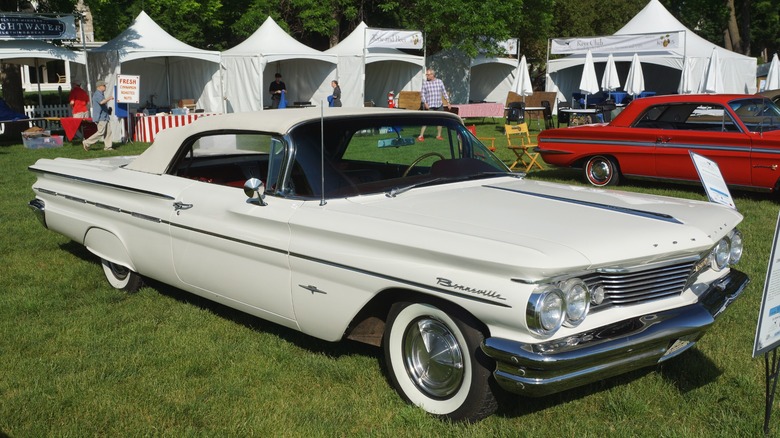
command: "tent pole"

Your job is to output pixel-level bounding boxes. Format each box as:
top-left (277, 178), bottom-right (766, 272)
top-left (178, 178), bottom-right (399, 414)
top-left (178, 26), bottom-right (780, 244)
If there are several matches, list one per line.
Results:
top-left (166, 57), bottom-right (171, 109)
top-left (545, 37), bottom-right (553, 103)
top-left (77, 11), bottom-right (93, 112)
top-left (363, 27), bottom-right (367, 106)
top-left (34, 59), bottom-right (43, 117)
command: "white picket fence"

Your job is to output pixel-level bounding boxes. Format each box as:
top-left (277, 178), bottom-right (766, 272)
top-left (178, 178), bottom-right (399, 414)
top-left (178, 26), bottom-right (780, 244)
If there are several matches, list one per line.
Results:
top-left (24, 104), bottom-right (71, 118)
top-left (0, 104), bottom-right (71, 135)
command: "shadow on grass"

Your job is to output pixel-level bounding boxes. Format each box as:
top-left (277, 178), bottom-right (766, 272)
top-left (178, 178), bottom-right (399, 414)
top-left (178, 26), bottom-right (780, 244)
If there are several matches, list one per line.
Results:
top-left (496, 347), bottom-right (722, 419)
top-left (58, 241), bottom-right (379, 363)
top-left (58, 237), bottom-right (727, 421)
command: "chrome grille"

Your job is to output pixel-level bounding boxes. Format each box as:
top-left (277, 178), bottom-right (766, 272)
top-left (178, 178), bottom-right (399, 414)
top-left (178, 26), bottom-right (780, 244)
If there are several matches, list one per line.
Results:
top-left (584, 259), bottom-right (698, 309)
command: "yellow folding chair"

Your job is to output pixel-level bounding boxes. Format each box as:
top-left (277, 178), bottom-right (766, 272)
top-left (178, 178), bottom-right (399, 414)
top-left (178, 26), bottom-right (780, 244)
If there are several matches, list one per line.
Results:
top-left (505, 123), bottom-right (543, 171)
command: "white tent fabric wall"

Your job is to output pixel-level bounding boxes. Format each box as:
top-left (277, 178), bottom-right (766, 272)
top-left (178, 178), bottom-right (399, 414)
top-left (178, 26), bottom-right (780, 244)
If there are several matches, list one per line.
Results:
top-left (428, 50), bottom-right (520, 104)
top-left (763, 53), bottom-right (780, 91)
top-left (546, 0), bottom-right (756, 103)
top-left (470, 56), bottom-right (519, 103)
top-left (223, 17), bottom-right (337, 112)
top-left (701, 48), bottom-right (724, 93)
top-left (326, 22), bottom-right (424, 108)
top-left (89, 11), bottom-right (223, 115)
top-left (428, 49), bottom-right (471, 104)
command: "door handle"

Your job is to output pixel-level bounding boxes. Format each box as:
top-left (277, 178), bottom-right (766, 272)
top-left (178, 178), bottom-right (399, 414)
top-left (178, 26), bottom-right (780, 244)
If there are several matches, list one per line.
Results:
top-left (655, 136), bottom-right (671, 144)
top-left (173, 202), bottom-right (193, 213)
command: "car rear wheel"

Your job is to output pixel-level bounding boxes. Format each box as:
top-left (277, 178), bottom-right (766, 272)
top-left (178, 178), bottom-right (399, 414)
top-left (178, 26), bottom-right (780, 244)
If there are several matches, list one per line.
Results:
top-left (383, 301), bottom-right (497, 422)
top-left (584, 155), bottom-right (620, 187)
top-left (101, 259), bottom-right (143, 292)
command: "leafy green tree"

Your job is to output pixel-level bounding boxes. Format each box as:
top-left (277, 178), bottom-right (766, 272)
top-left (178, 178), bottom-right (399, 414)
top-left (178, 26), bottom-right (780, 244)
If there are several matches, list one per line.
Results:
top-left (86, 0), bottom-right (224, 49)
top-left (749, 0), bottom-right (780, 58)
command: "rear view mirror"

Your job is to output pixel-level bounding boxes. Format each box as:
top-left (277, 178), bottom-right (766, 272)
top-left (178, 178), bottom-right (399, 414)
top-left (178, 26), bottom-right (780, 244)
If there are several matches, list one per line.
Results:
top-left (244, 178), bottom-right (267, 206)
top-left (377, 137), bottom-right (415, 148)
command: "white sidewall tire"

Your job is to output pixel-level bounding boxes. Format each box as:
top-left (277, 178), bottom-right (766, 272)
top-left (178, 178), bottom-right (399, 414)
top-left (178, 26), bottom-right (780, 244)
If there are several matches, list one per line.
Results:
top-left (101, 259), bottom-right (142, 292)
top-left (385, 302), bottom-right (478, 418)
top-left (584, 155), bottom-right (619, 187)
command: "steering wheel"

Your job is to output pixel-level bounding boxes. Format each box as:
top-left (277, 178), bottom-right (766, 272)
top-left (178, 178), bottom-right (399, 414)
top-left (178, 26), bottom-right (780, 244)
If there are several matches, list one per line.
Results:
top-left (402, 152), bottom-right (446, 177)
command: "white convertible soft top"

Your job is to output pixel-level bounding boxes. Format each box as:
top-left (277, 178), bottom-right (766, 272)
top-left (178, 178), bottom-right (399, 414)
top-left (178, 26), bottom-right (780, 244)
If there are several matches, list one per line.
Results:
top-left (125, 107), bottom-right (459, 174)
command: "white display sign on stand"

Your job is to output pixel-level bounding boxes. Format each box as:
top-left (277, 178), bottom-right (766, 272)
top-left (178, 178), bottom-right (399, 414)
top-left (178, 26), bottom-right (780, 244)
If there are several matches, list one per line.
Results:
top-left (117, 75), bottom-right (140, 104)
top-left (116, 75), bottom-right (140, 143)
top-left (690, 151), bottom-right (735, 209)
top-left (754, 211), bottom-right (780, 435)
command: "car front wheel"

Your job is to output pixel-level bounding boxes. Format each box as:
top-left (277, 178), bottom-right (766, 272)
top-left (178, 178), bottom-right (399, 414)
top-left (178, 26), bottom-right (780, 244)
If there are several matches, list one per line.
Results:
top-left (584, 155), bottom-right (620, 187)
top-left (101, 259), bottom-right (143, 292)
top-left (383, 301), bottom-right (497, 422)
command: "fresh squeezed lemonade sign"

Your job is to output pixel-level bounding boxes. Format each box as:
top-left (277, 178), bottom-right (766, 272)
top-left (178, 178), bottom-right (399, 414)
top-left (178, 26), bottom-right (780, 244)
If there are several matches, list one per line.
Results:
top-left (117, 75), bottom-right (140, 104)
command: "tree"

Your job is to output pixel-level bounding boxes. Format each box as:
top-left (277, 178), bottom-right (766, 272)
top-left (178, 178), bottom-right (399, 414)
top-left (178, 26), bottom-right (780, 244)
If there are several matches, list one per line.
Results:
top-left (748, 0), bottom-right (780, 59)
top-left (86, 0), bottom-right (224, 49)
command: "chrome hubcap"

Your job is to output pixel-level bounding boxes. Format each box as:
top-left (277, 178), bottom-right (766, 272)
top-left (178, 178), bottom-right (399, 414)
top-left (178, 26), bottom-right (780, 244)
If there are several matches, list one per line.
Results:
top-left (589, 160), bottom-right (611, 184)
top-left (403, 317), bottom-right (464, 398)
top-left (109, 263), bottom-right (129, 280)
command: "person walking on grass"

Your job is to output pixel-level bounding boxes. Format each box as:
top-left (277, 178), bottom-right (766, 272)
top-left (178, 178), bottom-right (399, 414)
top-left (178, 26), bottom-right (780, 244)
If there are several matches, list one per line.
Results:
top-left (82, 80), bottom-right (114, 151)
top-left (418, 68), bottom-right (451, 141)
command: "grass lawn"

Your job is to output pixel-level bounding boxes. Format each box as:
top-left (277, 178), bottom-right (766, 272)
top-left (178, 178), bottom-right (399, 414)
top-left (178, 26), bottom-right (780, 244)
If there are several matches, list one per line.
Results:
top-left (2, 120), bottom-right (779, 436)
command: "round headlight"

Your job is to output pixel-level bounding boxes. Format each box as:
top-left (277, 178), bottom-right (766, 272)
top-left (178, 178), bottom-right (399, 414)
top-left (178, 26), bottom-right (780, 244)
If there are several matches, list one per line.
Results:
top-left (729, 229), bottom-right (743, 265)
top-left (710, 238), bottom-right (731, 271)
top-left (526, 285), bottom-right (565, 337)
top-left (561, 278), bottom-right (590, 327)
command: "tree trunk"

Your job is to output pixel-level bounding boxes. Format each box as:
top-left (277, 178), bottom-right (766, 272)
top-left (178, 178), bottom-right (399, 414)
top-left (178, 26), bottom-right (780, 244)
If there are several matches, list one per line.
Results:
top-left (329, 9), bottom-right (341, 48)
top-left (724, 0), bottom-right (745, 54)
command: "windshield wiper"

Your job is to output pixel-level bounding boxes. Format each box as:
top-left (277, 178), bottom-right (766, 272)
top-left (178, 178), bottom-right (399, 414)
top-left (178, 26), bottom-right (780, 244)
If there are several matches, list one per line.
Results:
top-left (386, 178), bottom-right (445, 197)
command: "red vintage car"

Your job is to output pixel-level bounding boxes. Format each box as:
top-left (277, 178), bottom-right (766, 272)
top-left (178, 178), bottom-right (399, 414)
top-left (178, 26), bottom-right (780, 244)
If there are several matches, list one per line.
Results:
top-left (537, 94), bottom-right (780, 192)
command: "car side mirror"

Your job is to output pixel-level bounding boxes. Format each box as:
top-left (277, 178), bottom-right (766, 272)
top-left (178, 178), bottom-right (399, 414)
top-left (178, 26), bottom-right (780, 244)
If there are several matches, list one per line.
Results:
top-left (244, 178), bottom-right (267, 206)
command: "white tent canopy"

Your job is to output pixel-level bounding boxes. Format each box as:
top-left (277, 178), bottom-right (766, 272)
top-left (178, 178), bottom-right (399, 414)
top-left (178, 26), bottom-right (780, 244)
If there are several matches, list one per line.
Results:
top-left (0, 40), bottom-right (85, 66)
top-left (546, 0), bottom-right (756, 103)
top-left (89, 11), bottom-right (222, 113)
top-left (223, 16), bottom-right (337, 112)
top-left (0, 40), bottom-right (87, 116)
top-left (326, 22), bottom-right (424, 108)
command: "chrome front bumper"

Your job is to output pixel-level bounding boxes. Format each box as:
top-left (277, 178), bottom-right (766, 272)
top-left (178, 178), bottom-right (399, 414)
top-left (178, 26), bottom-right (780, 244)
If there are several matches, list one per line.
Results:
top-left (28, 198), bottom-right (47, 229)
top-left (481, 269), bottom-right (749, 397)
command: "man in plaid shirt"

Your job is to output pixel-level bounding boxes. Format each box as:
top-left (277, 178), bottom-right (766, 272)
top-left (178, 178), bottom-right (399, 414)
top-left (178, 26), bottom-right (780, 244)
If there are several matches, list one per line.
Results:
top-left (418, 68), bottom-right (451, 141)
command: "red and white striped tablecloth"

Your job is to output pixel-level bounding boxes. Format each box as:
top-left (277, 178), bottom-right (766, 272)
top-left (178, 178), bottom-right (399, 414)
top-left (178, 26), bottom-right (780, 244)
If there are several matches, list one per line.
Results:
top-left (451, 103), bottom-right (505, 118)
top-left (133, 113), bottom-right (217, 143)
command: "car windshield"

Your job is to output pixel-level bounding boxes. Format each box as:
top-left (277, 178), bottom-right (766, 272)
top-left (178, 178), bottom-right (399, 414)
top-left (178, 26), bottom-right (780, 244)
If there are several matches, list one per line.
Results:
top-left (729, 97), bottom-right (780, 132)
top-left (282, 115), bottom-right (508, 199)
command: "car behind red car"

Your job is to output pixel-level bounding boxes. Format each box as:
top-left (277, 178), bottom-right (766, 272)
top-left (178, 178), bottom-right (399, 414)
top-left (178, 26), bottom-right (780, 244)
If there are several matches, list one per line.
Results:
top-left (538, 94), bottom-right (780, 191)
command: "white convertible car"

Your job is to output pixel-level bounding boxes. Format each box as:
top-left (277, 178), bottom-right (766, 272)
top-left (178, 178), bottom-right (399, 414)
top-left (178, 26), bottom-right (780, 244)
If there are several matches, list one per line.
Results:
top-left (29, 108), bottom-right (748, 422)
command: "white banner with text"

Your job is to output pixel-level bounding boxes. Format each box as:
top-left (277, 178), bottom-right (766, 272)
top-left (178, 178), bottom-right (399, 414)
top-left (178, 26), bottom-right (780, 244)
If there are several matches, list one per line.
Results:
top-left (365, 28), bottom-right (423, 50)
top-left (550, 32), bottom-right (682, 55)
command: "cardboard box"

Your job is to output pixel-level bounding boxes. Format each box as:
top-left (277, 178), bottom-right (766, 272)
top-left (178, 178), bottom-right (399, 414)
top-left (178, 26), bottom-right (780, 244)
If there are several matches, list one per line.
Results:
top-left (23, 135), bottom-right (64, 149)
top-left (22, 130), bottom-right (51, 139)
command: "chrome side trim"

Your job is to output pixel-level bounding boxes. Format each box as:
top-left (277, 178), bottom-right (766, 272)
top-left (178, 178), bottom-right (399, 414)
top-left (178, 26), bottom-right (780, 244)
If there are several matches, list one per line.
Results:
top-left (481, 269), bottom-right (749, 397)
top-left (29, 167), bottom-right (176, 200)
top-left (538, 137), bottom-right (774, 156)
top-left (38, 187), bottom-right (511, 308)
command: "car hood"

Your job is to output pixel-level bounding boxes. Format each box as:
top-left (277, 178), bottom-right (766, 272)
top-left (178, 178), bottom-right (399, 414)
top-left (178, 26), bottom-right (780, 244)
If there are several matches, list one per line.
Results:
top-left (322, 177), bottom-right (742, 279)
